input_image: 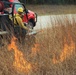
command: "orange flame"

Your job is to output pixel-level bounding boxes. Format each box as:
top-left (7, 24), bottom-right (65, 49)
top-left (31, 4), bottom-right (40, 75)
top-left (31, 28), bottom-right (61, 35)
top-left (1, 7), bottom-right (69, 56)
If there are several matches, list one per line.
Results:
top-left (31, 44), bottom-right (40, 56)
top-left (53, 36), bottom-right (75, 64)
top-left (60, 37), bottom-right (75, 62)
top-left (8, 36), bottom-right (32, 73)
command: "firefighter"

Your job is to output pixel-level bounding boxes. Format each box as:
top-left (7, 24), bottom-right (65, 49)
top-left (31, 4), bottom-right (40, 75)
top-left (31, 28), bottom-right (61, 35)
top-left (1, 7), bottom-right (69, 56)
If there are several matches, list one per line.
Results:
top-left (14, 7), bottom-right (29, 30)
top-left (14, 7), bottom-right (31, 42)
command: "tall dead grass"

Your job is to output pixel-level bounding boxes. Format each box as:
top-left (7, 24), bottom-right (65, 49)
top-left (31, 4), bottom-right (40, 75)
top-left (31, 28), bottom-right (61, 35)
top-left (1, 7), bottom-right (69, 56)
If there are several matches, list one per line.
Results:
top-left (27, 5), bottom-right (76, 15)
top-left (35, 17), bottom-right (76, 75)
top-left (0, 17), bottom-right (76, 75)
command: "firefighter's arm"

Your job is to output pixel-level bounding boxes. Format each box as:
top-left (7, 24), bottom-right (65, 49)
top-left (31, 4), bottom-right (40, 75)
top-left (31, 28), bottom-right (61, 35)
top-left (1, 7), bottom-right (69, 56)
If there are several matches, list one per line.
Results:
top-left (17, 17), bottom-right (28, 30)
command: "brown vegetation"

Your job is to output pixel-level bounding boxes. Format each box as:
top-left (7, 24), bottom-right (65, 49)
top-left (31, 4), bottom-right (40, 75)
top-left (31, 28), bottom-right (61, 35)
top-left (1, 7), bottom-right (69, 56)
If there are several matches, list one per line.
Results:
top-left (27, 5), bottom-right (76, 15)
top-left (0, 17), bottom-right (76, 75)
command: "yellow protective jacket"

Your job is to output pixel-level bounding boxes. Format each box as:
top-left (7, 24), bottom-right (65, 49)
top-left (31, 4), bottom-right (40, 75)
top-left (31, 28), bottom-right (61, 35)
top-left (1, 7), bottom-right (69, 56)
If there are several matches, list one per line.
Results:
top-left (14, 14), bottom-right (28, 30)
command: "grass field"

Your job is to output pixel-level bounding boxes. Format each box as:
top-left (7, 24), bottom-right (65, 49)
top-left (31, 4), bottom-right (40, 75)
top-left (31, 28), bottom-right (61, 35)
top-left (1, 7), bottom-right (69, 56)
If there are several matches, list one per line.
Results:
top-left (26, 5), bottom-right (76, 15)
top-left (0, 17), bottom-right (76, 75)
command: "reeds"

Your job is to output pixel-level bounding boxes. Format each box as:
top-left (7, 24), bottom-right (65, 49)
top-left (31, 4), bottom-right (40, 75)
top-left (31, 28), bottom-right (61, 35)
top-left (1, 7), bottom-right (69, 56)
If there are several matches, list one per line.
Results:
top-left (0, 16), bottom-right (76, 75)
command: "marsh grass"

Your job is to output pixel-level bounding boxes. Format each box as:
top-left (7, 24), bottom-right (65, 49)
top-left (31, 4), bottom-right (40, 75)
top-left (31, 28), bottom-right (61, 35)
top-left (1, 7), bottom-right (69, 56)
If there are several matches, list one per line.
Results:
top-left (27, 5), bottom-right (76, 15)
top-left (0, 17), bottom-right (76, 75)
top-left (35, 17), bottom-right (76, 75)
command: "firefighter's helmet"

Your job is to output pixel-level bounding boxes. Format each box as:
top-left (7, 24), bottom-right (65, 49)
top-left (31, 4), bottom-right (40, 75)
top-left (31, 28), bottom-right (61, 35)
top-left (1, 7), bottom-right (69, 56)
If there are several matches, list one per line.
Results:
top-left (18, 7), bottom-right (23, 13)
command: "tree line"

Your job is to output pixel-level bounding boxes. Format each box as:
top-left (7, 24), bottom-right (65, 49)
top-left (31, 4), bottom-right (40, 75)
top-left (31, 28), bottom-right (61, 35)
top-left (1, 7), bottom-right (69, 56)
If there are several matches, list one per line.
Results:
top-left (20, 0), bottom-right (76, 4)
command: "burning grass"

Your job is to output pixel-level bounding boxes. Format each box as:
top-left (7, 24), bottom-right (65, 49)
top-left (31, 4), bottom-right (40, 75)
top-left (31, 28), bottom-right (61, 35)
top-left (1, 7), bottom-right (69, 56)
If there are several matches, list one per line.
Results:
top-left (0, 17), bottom-right (76, 75)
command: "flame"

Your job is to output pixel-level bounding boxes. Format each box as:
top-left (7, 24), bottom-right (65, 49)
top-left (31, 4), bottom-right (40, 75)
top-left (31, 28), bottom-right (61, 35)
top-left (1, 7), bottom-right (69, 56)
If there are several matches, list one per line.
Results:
top-left (53, 35), bottom-right (75, 64)
top-left (53, 54), bottom-right (59, 64)
top-left (30, 43), bottom-right (40, 72)
top-left (31, 44), bottom-right (40, 56)
top-left (8, 36), bottom-right (32, 73)
top-left (60, 37), bottom-right (75, 62)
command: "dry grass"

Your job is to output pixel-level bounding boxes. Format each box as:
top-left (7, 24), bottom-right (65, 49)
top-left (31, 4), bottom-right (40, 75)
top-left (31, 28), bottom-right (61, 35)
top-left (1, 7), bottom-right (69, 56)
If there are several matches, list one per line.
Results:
top-left (26, 5), bottom-right (76, 15)
top-left (0, 17), bottom-right (76, 75)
